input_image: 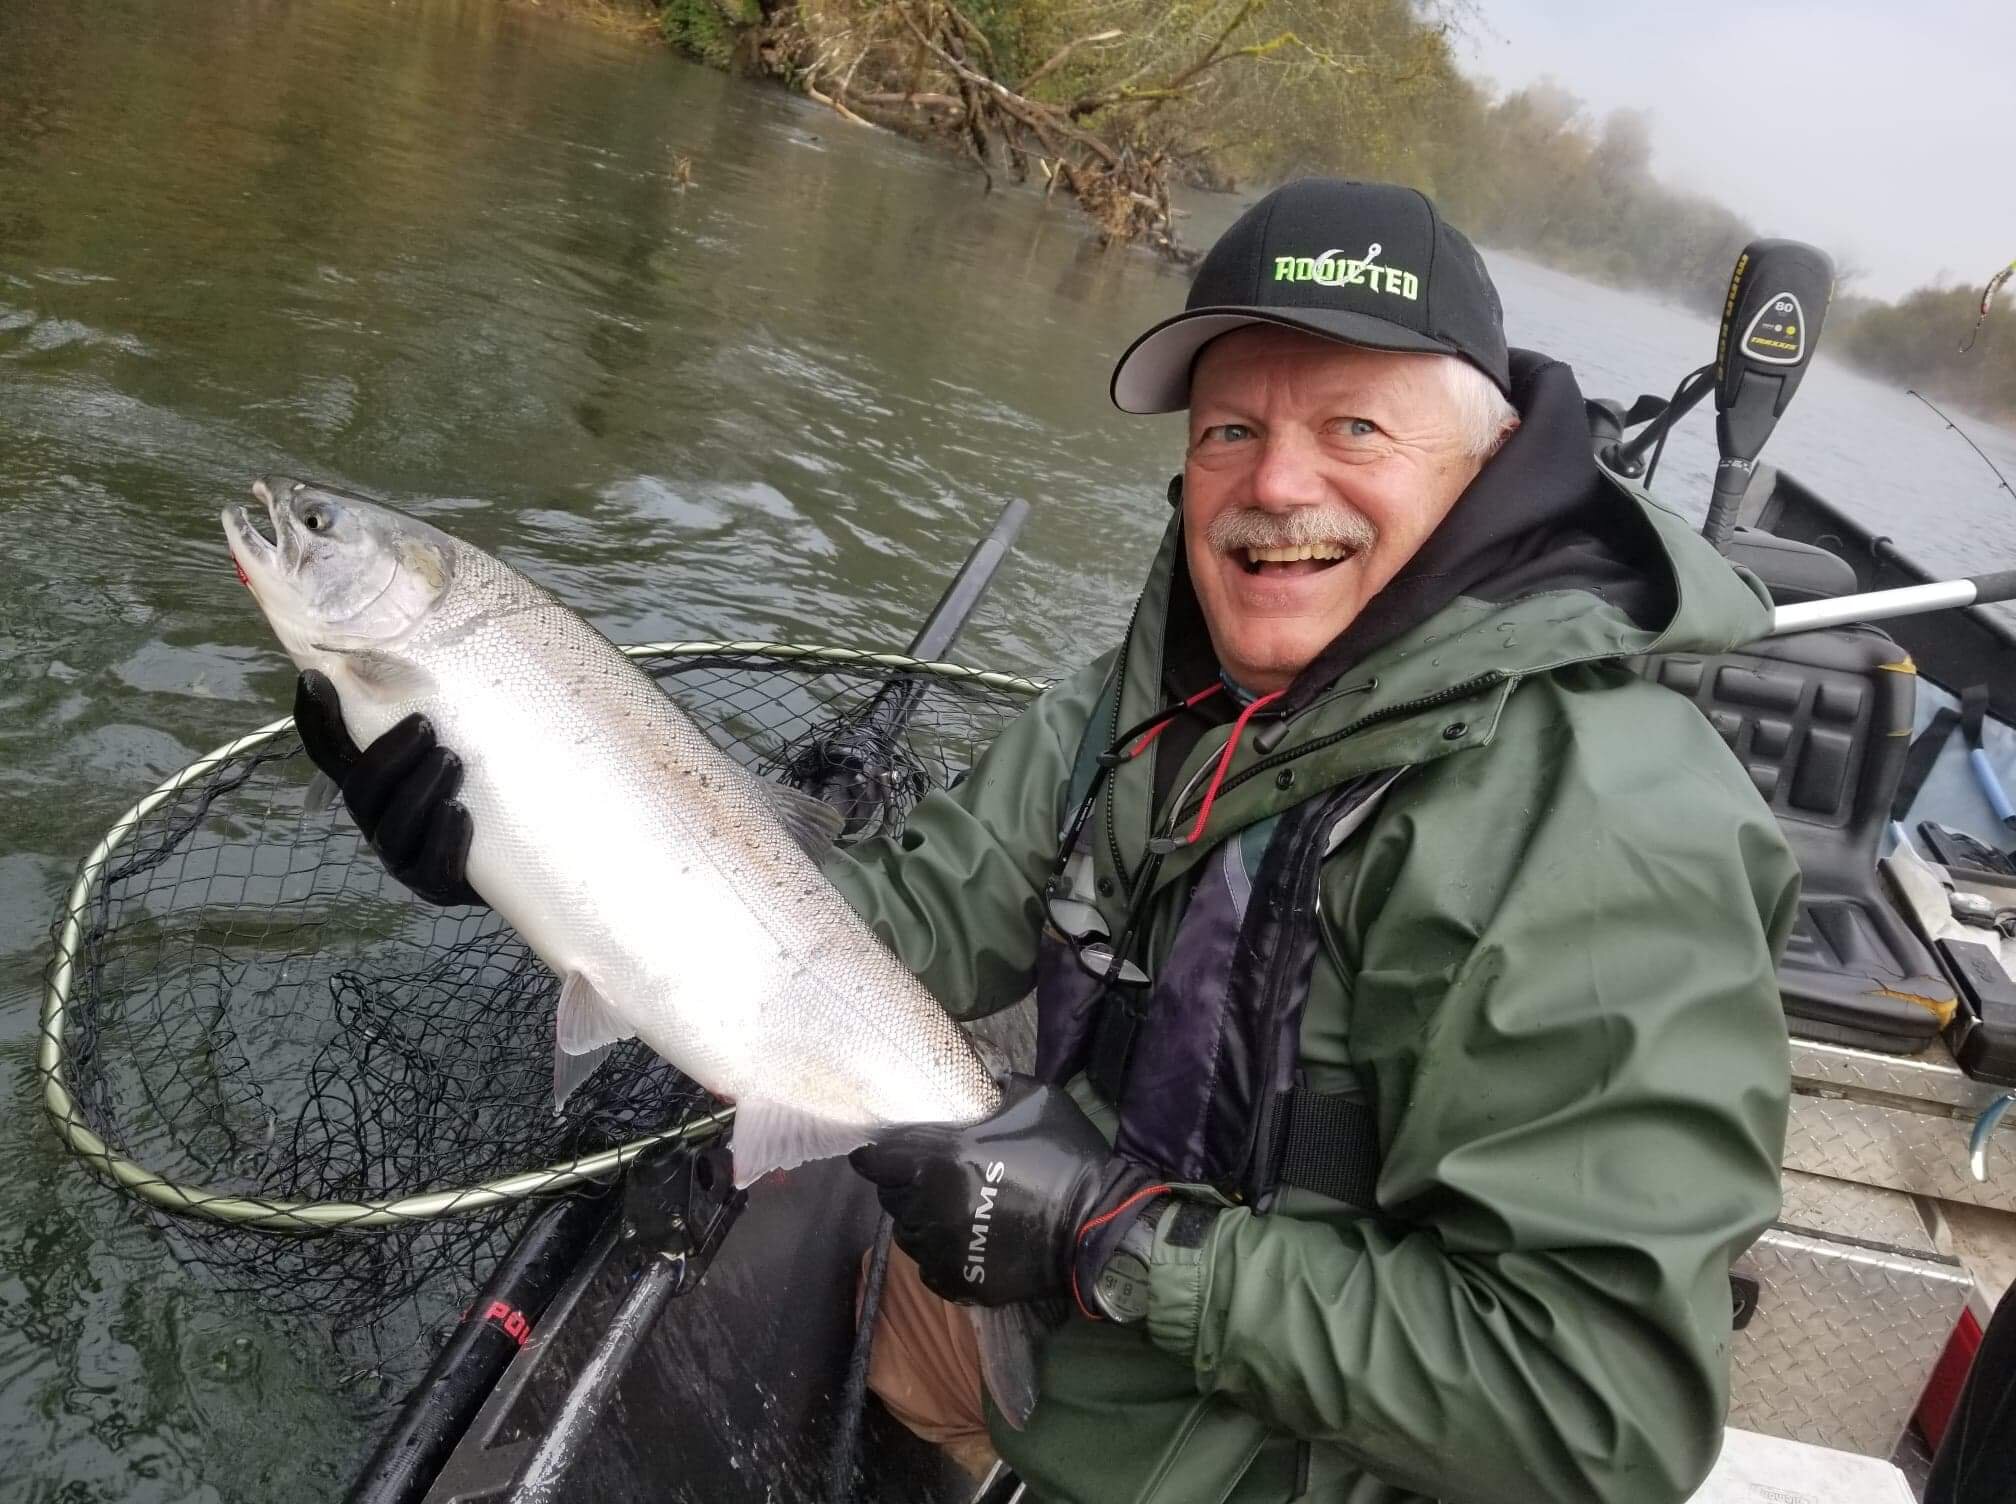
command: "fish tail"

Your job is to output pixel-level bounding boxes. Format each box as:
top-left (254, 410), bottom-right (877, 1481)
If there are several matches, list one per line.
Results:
top-left (968, 1300), bottom-right (1054, 1431)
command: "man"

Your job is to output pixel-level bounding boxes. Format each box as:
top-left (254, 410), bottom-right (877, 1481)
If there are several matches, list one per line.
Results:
top-left (299, 180), bottom-right (1798, 1503)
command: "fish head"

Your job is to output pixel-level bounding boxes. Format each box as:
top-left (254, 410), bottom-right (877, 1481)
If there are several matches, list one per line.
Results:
top-left (223, 476), bottom-right (456, 671)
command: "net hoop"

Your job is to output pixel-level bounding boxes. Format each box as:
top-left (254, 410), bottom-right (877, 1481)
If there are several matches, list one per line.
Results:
top-left (39, 641), bottom-right (1047, 1232)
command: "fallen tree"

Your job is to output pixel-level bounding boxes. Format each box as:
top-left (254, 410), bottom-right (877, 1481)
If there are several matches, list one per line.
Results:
top-left (728, 0), bottom-right (1425, 260)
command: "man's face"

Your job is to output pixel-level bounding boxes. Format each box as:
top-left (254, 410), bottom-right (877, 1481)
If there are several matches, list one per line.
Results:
top-left (1183, 327), bottom-right (1494, 695)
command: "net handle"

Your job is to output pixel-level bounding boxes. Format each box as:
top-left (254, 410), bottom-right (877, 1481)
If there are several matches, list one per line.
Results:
top-left (39, 642), bottom-right (1045, 1231)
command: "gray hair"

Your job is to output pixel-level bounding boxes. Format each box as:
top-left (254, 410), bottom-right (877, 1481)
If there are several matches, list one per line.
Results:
top-left (1436, 354), bottom-right (1520, 460)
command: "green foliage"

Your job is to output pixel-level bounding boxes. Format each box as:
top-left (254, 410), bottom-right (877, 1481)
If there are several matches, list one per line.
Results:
top-left (949, 0), bottom-right (1034, 78)
top-left (659, 0), bottom-right (758, 69)
top-left (1837, 284), bottom-right (2016, 422)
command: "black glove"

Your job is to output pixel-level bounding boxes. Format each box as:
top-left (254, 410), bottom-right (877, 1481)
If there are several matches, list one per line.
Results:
top-left (293, 671), bottom-right (483, 908)
top-left (849, 1076), bottom-right (1167, 1315)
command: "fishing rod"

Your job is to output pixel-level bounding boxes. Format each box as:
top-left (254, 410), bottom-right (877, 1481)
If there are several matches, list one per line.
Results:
top-left (517, 503), bottom-right (1033, 1499)
top-left (343, 1194), bottom-right (610, 1504)
top-left (347, 500), bottom-right (1034, 1504)
top-left (1905, 388), bottom-right (2015, 501)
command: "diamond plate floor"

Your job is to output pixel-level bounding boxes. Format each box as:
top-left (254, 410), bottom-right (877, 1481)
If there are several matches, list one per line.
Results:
top-left (1891, 1424), bottom-right (1933, 1501)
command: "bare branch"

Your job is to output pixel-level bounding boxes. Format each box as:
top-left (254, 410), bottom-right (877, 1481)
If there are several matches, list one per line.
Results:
top-left (939, 0), bottom-right (997, 68)
top-left (1065, 1), bottom-right (1273, 117)
top-left (1019, 29), bottom-right (1124, 94)
top-left (804, 76), bottom-right (876, 128)
top-left (893, 0), bottom-right (1119, 166)
top-left (854, 90), bottom-right (966, 110)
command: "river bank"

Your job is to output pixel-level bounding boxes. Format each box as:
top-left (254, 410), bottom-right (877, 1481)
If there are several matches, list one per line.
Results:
top-left (552, 0), bottom-right (2014, 427)
top-left (513, 0), bottom-right (661, 37)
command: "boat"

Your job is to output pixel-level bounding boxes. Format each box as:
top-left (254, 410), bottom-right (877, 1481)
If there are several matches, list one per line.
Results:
top-left (38, 241), bottom-right (2016, 1504)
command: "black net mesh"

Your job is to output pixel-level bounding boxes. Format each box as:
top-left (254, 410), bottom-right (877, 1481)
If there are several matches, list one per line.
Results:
top-left (40, 644), bottom-right (1042, 1396)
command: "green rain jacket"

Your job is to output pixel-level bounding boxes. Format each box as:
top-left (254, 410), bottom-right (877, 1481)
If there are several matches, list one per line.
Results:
top-left (825, 365), bottom-right (1798, 1504)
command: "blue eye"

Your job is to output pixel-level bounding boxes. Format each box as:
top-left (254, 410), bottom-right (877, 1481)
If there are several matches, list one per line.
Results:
top-left (1347, 418), bottom-right (1377, 437)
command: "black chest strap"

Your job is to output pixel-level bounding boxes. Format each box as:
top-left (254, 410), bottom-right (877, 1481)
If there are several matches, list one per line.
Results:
top-left (1227, 769), bottom-right (1404, 1209)
top-left (1270, 1089), bottom-right (1382, 1210)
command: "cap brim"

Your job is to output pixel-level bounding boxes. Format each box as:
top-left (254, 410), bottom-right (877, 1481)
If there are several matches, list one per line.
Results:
top-left (1109, 306), bottom-right (1462, 415)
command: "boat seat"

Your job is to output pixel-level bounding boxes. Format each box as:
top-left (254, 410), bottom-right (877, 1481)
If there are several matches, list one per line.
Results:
top-left (1721, 527), bottom-right (1860, 606)
top-left (1642, 621), bottom-right (1958, 1053)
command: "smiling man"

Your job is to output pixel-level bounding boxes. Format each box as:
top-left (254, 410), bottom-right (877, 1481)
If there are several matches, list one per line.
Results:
top-left (1181, 330), bottom-right (1510, 694)
top-left (299, 179), bottom-right (1801, 1504)
top-left (830, 179), bottom-right (1801, 1503)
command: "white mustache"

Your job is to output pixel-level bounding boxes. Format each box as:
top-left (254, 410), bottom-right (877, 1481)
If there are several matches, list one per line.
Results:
top-left (1205, 505), bottom-right (1378, 556)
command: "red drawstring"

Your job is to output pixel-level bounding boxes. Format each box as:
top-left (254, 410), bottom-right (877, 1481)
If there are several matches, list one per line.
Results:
top-left (1115, 680), bottom-right (1282, 848)
top-left (1180, 689), bottom-right (1283, 846)
top-left (1128, 682), bottom-right (1224, 758)
top-left (1070, 1182), bottom-right (1171, 1321)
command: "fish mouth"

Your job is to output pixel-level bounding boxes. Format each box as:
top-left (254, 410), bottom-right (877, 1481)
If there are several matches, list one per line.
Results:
top-left (222, 479), bottom-right (286, 592)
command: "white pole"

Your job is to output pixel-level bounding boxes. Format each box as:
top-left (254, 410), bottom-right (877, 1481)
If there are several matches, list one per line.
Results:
top-left (1768, 578), bottom-right (1982, 636)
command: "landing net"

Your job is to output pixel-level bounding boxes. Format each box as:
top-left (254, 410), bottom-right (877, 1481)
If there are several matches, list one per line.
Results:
top-left (38, 642), bottom-right (1043, 1383)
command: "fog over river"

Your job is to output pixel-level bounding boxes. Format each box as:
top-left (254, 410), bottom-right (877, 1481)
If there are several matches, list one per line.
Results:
top-left (2, 2), bottom-right (2013, 1497)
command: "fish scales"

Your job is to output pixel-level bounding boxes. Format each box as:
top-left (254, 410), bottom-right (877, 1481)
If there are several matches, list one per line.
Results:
top-left (225, 478), bottom-right (1039, 1427)
top-left (224, 480), bottom-right (999, 1177)
top-left (403, 543), bottom-right (998, 1144)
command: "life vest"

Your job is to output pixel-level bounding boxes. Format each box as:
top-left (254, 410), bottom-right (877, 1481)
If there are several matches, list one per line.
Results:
top-left (1036, 680), bottom-right (1399, 1210)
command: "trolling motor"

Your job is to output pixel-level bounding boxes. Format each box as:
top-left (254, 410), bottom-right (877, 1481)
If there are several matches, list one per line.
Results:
top-left (1703, 238), bottom-right (1836, 551)
top-left (1595, 238), bottom-right (1835, 514)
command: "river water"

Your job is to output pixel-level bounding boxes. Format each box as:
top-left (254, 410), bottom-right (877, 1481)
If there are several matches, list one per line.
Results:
top-left (2, 1), bottom-right (2014, 1498)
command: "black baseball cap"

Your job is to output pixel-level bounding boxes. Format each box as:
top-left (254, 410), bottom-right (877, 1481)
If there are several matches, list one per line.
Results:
top-left (1110, 178), bottom-right (1510, 413)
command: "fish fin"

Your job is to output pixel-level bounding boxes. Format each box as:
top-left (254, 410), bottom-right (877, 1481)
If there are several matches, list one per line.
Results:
top-left (728, 1098), bottom-right (869, 1187)
top-left (969, 1301), bottom-right (1053, 1431)
top-left (302, 770), bottom-right (340, 815)
top-left (968, 1032), bottom-right (1016, 1084)
top-left (556, 972), bottom-right (632, 1053)
top-left (552, 1040), bottom-right (618, 1114)
top-left (760, 779), bottom-right (846, 861)
top-left (552, 973), bottom-right (633, 1111)
top-left (312, 643), bottom-right (436, 700)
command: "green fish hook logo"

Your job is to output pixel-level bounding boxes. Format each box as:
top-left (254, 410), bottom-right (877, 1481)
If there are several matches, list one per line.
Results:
top-left (1273, 243), bottom-right (1419, 300)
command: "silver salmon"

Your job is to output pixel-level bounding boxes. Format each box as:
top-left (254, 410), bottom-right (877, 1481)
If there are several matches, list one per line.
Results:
top-left (224, 476), bottom-right (1040, 1423)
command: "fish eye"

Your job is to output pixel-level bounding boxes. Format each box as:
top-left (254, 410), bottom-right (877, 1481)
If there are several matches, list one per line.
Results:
top-left (301, 503), bottom-right (335, 533)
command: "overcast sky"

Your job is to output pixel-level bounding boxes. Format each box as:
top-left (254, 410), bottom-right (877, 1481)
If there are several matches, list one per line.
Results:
top-left (1463, 0), bottom-right (2013, 295)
